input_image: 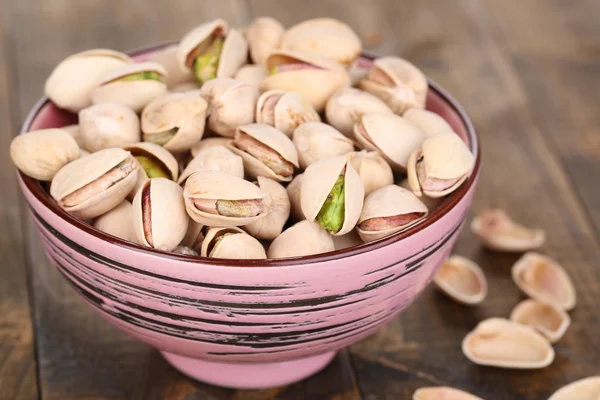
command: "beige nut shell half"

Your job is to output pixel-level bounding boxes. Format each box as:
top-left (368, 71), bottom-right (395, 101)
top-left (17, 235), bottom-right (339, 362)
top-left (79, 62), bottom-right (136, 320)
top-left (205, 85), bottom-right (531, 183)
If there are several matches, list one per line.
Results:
top-left (243, 177), bottom-right (290, 240)
top-left (433, 255), bottom-right (488, 306)
top-left (470, 208), bottom-right (545, 252)
top-left (403, 108), bottom-right (453, 137)
top-left (256, 90), bottom-right (320, 137)
top-left (179, 145), bottom-right (244, 183)
top-left (509, 299), bottom-right (571, 343)
top-left (267, 220), bottom-right (334, 259)
top-left (78, 102), bottom-right (141, 153)
top-left (347, 150), bottom-right (394, 196)
top-left (245, 17), bottom-right (285, 65)
top-left (292, 122), bottom-right (354, 169)
top-left (202, 227), bottom-right (266, 259)
top-left (149, 44), bottom-right (194, 88)
top-left (235, 64), bottom-right (268, 86)
top-left (123, 141), bottom-right (180, 198)
top-left (413, 387), bottom-right (484, 400)
top-left (93, 200), bottom-right (136, 243)
top-left (548, 376), bottom-right (600, 400)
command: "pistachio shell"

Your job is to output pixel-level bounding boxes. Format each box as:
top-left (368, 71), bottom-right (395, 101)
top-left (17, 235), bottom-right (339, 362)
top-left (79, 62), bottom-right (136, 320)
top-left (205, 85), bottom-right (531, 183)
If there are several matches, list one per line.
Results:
top-left (287, 173), bottom-right (305, 222)
top-left (347, 150), bottom-right (394, 195)
top-left (332, 230), bottom-right (363, 250)
top-left (403, 108), bottom-right (453, 137)
top-left (177, 19), bottom-right (229, 70)
top-left (267, 220), bottom-right (334, 258)
top-left (256, 90), bottom-right (320, 137)
top-left (243, 177), bottom-right (290, 240)
top-left (512, 252), bottom-right (576, 311)
top-left (179, 145), bottom-right (244, 183)
top-left (201, 227), bottom-right (266, 259)
top-left (413, 387), bottom-right (483, 400)
top-left (171, 82), bottom-right (200, 93)
top-left (10, 128), bottom-right (80, 181)
top-left (510, 299), bottom-right (571, 343)
top-left (234, 64), bottom-right (268, 86)
top-left (62, 124), bottom-right (85, 147)
top-left (180, 221), bottom-right (205, 251)
top-left (149, 44), bottom-right (194, 88)
top-left (78, 103), bottom-right (141, 153)
top-left (433, 255), bottom-right (488, 306)
top-left (245, 17), bottom-right (285, 65)
top-left (470, 208), bottom-right (545, 252)
top-left (217, 28), bottom-right (248, 79)
top-left (123, 142), bottom-right (179, 199)
top-left (548, 376), bottom-right (600, 400)
top-left (44, 49), bottom-right (133, 112)
top-left (280, 18), bottom-right (361, 66)
top-left (398, 178), bottom-right (442, 211)
top-left (462, 318), bottom-right (554, 369)
top-left (50, 148), bottom-right (139, 219)
top-left (190, 137), bottom-right (232, 157)
top-left (93, 200), bottom-right (135, 242)
top-left (292, 122), bottom-right (354, 169)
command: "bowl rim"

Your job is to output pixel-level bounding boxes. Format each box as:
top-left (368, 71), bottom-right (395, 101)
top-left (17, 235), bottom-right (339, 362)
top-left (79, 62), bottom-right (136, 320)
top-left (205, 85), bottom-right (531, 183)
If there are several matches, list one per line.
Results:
top-left (18, 41), bottom-right (481, 267)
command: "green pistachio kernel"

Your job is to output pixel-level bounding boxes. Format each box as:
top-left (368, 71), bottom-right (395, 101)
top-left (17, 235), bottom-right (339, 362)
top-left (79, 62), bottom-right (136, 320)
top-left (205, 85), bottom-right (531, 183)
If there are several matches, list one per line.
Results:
top-left (193, 37), bottom-right (224, 84)
top-left (144, 128), bottom-right (178, 146)
top-left (316, 174), bottom-right (345, 234)
top-left (135, 156), bottom-right (169, 179)
top-left (268, 66), bottom-right (278, 75)
top-left (118, 71), bottom-right (162, 82)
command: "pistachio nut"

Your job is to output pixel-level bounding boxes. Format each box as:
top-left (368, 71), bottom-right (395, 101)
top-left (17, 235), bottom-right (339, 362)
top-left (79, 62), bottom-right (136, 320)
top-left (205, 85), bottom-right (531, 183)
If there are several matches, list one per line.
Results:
top-left (403, 108), bottom-right (453, 137)
top-left (90, 61), bottom-right (168, 112)
top-left (325, 87), bottom-right (393, 138)
top-left (177, 19), bottom-right (247, 84)
top-left (347, 150), bottom-right (394, 196)
top-left (50, 148), bottom-right (139, 219)
top-left (548, 377), bottom-right (600, 400)
top-left (301, 156), bottom-right (364, 236)
top-left (244, 17), bottom-right (285, 65)
top-left (280, 18), bottom-right (361, 66)
top-left (149, 44), bottom-right (194, 88)
top-left (183, 170), bottom-right (271, 227)
top-left (256, 90), bottom-right (320, 137)
top-left (190, 137), bottom-right (231, 157)
top-left (267, 220), bottom-right (334, 258)
top-left (180, 220), bottom-right (205, 251)
top-left (292, 122), bottom-right (354, 169)
top-left (234, 64), bottom-right (268, 86)
top-left (179, 145), bottom-right (244, 183)
top-left (10, 128), bottom-right (80, 181)
top-left (286, 173), bottom-right (305, 222)
top-left (132, 178), bottom-right (189, 251)
top-left (359, 56), bottom-right (428, 115)
top-left (470, 208), bottom-right (545, 252)
top-left (173, 246), bottom-right (199, 256)
top-left (413, 387), bottom-right (484, 400)
top-left (92, 200), bottom-right (136, 242)
top-left (44, 48), bottom-right (133, 112)
top-left (62, 124), bottom-right (85, 147)
top-left (141, 91), bottom-right (208, 152)
top-left (261, 49), bottom-right (351, 112)
top-left (399, 178), bottom-right (442, 211)
top-left (509, 299), bottom-right (571, 343)
top-left (332, 230), bottom-right (363, 250)
top-left (433, 255), bottom-right (488, 306)
top-left (201, 227), bottom-right (266, 259)
top-left (229, 123), bottom-right (299, 182)
top-left (243, 177), bottom-right (290, 240)
top-left (78, 103), bottom-right (141, 153)
top-left (357, 185), bottom-right (428, 242)
top-left (199, 78), bottom-right (259, 138)
top-left (123, 142), bottom-right (179, 198)
top-left (407, 132), bottom-right (475, 198)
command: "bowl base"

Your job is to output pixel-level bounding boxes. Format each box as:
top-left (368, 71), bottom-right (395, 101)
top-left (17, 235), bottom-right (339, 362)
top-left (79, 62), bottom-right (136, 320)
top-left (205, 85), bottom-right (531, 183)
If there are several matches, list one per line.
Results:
top-left (161, 350), bottom-right (337, 389)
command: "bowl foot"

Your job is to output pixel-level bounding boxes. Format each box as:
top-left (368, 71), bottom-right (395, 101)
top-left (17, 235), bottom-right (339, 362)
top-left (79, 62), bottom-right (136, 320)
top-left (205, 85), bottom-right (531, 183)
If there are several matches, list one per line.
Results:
top-left (161, 350), bottom-right (337, 389)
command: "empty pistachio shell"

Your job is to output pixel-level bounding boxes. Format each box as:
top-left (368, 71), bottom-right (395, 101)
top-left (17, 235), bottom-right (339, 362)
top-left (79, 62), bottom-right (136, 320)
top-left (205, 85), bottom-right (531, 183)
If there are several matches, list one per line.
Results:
top-left (332, 230), bottom-right (363, 250)
top-left (470, 208), bottom-right (545, 252)
top-left (93, 200), bottom-right (135, 242)
top-left (357, 185), bottom-right (428, 242)
top-left (78, 103), bottom-right (141, 153)
top-left (190, 137), bottom-right (231, 157)
top-left (245, 17), bottom-right (285, 65)
top-left (287, 173), bottom-right (305, 221)
top-left (256, 90), bottom-right (320, 137)
top-left (183, 170), bottom-right (270, 227)
top-left (268, 220), bottom-right (334, 258)
top-left (229, 123), bottom-right (299, 182)
top-left (407, 132), bottom-right (475, 198)
top-left (179, 145), bottom-right (244, 183)
top-left (325, 87), bottom-right (393, 138)
top-left (403, 108), bottom-right (453, 137)
top-left (141, 92), bottom-right (208, 152)
top-left (512, 252), bottom-right (576, 311)
top-left (433, 255), bottom-right (488, 306)
top-left (301, 156), bottom-right (364, 236)
top-left (10, 128), bottom-right (79, 181)
top-left (149, 44), bottom-right (194, 88)
top-left (180, 221), bottom-right (205, 251)
top-left (234, 64), bottom-right (268, 86)
top-left (50, 148), bottom-right (139, 219)
top-left (173, 246), bottom-right (199, 256)
top-left (510, 299), bottom-right (570, 343)
top-left (293, 122), bottom-right (354, 169)
top-left (413, 387), bottom-right (483, 400)
top-left (261, 49), bottom-right (351, 112)
top-left (354, 112), bottom-right (425, 173)
top-left (123, 142), bottom-right (179, 198)
top-left (44, 49), bottom-right (133, 112)
top-left (359, 56), bottom-right (428, 115)
top-left (199, 78), bottom-right (259, 138)
top-left (347, 150), bottom-right (394, 196)
top-left (398, 178), bottom-right (442, 211)
top-left (243, 177), bottom-right (290, 240)
top-left (62, 124), bottom-right (85, 147)
top-left (132, 178), bottom-right (189, 251)
top-left (202, 227), bottom-right (266, 259)
top-left (462, 318), bottom-right (555, 369)
top-left (548, 376), bottom-right (600, 400)
top-left (280, 18), bottom-right (361, 66)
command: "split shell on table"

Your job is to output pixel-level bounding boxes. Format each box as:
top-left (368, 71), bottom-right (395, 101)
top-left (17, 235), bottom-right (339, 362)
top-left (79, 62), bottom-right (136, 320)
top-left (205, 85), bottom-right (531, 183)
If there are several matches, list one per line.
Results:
top-left (509, 299), bottom-right (570, 343)
top-left (470, 208), bottom-right (545, 252)
top-left (547, 376), bottom-right (600, 400)
top-left (413, 386), bottom-right (484, 400)
top-left (433, 255), bottom-right (487, 306)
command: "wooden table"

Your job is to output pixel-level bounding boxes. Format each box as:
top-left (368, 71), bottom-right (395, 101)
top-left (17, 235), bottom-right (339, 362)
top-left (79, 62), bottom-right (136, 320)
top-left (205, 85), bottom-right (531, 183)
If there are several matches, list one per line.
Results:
top-left (1, 0), bottom-right (599, 398)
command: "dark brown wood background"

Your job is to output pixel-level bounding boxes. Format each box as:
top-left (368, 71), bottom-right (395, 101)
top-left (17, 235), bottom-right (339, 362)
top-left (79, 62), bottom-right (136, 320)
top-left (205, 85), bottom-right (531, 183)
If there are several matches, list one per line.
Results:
top-left (1, 0), bottom-right (599, 399)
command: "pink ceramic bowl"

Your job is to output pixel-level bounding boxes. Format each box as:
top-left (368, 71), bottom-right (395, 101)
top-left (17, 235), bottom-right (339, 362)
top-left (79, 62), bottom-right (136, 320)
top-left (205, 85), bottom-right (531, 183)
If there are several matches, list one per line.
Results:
top-left (17, 44), bottom-right (480, 390)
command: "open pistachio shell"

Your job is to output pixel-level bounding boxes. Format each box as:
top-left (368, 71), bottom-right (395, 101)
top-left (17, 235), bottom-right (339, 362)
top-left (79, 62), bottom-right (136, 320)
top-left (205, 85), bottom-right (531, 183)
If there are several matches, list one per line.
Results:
top-left (122, 142), bottom-right (179, 198)
top-left (301, 156), bottom-right (364, 236)
top-left (93, 200), bottom-right (135, 242)
top-left (183, 170), bottom-right (271, 227)
top-left (50, 148), bottom-right (139, 219)
top-left (293, 122), bottom-right (354, 169)
top-left (78, 103), bottom-right (141, 153)
top-left (548, 376), bottom-right (600, 400)
top-left (190, 137), bottom-right (231, 157)
top-left (179, 145), bottom-right (244, 183)
top-left (407, 132), bottom-right (475, 198)
top-left (149, 44), bottom-right (194, 88)
top-left (462, 318), bottom-right (555, 369)
top-left (287, 173), bottom-right (305, 222)
top-left (433, 255), bottom-right (488, 306)
top-left (267, 220), bottom-right (334, 258)
top-left (413, 387), bottom-right (483, 400)
top-left (359, 56), bottom-right (428, 115)
top-left (235, 64), bottom-right (268, 86)
top-left (510, 299), bottom-right (570, 343)
top-left (332, 230), bottom-right (363, 250)
top-left (261, 49), bottom-right (350, 112)
top-left (256, 90), bottom-right (320, 137)
top-left (280, 18), bottom-right (361, 66)
top-left (357, 185), bottom-right (428, 242)
top-left (325, 87), bottom-right (393, 138)
top-left (44, 49), bottom-right (133, 112)
top-left (347, 150), bottom-right (394, 196)
top-left (62, 124), bottom-right (85, 147)
top-left (229, 123), bottom-right (299, 182)
top-left (470, 208), bottom-right (545, 252)
top-left (132, 178), bottom-right (188, 251)
top-left (512, 252), bottom-right (576, 311)
top-left (180, 221), bottom-right (205, 251)
top-left (403, 108), bottom-right (453, 137)
top-left (10, 128), bottom-right (79, 181)
top-left (245, 17), bottom-right (285, 65)
top-left (243, 177), bottom-right (290, 240)
top-left (201, 227), bottom-right (266, 259)
top-left (199, 78), bottom-right (259, 138)
top-left (141, 92), bottom-right (208, 152)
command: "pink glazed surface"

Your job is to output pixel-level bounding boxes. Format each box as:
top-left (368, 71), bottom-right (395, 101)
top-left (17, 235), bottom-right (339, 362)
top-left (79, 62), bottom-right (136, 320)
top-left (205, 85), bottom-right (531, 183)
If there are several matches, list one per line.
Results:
top-left (16, 45), bottom-right (480, 389)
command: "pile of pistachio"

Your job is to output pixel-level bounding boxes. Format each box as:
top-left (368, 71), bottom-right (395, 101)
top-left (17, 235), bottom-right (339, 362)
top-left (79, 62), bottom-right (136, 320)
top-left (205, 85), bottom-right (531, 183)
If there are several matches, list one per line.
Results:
top-left (10, 17), bottom-right (475, 260)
